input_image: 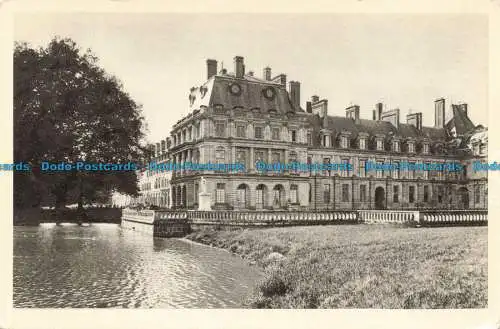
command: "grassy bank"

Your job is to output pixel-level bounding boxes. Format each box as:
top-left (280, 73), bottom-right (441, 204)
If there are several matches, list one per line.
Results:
top-left (185, 225), bottom-right (487, 308)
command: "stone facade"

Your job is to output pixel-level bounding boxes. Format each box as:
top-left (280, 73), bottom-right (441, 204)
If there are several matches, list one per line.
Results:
top-left (137, 56), bottom-right (488, 211)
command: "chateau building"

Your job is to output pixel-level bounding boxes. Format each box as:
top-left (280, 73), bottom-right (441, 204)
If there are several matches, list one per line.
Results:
top-left (134, 56), bottom-right (487, 211)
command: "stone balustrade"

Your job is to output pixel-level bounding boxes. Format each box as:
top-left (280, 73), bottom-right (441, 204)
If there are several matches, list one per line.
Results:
top-left (419, 210), bottom-right (487, 226)
top-left (122, 208), bottom-right (487, 229)
top-left (358, 210), bottom-right (420, 225)
top-left (186, 210), bottom-right (359, 226)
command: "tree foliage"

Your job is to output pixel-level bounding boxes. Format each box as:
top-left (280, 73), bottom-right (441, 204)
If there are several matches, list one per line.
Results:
top-left (14, 37), bottom-right (147, 209)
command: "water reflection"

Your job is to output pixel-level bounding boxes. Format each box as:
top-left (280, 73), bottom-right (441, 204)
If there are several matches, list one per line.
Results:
top-left (14, 224), bottom-right (263, 308)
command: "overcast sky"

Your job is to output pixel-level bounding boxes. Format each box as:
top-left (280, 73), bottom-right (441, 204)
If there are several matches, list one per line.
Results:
top-left (14, 13), bottom-right (488, 143)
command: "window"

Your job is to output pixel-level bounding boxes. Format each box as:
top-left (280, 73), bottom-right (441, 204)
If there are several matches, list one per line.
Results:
top-left (289, 152), bottom-right (298, 174)
top-left (393, 141), bottom-right (400, 152)
top-left (341, 136), bottom-right (349, 148)
top-left (254, 127), bottom-right (263, 139)
top-left (376, 161), bottom-right (383, 178)
top-left (408, 162), bottom-right (415, 179)
top-left (342, 184), bottom-right (349, 202)
top-left (423, 144), bottom-right (429, 154)
top-left (236, 125), bottom-right (246, 138)
top-left (377, 139), bottom-right (384, 151)
top-left (438, 186), bottom-right (444, 203)
top-left (359, 138), bottom-right (366, 150)
top-left (359, 160), bottom-right (367, 177)
top-left (409, 186), bottom-right (415, 203)
top-left (256, 185), bottom-right (266, 208)
top-left (473, 143), bottom-right (480, 155)
top-left (323, 135), bottom-right (330, 147)
top-left (272, 152), bottom-right (281, 164)
top-left (215, 147), bottom-right (225, 164)
top-left (215, 121), bottom-right (225, 137)
top-left (323, 158), bottom-right (331, 176)
top-left (236, 150), bottom-right (246, 168)
top-left (216, 183), bottom-right (225, 203)
top-left (475, 186), bottom-right (480, 204)
top-left (323, 184), bottom-right (330, 203)
top-left (272, 127), bottom-right (280, 140)
top-left (360, 185), bottom-right (367, 202)
top-left (341, 158), bottom-right (350, 177)
top-left (308, 183), bottom-right (312, 202)
top-left (273, 187), bottom-right (282, 205)
top-left (255, 150), bottom-right (265, 164)
top-left (424, 185), bottom-right (429, 202)
top-left (423, 162), bottom-right (429, 179)
top-left (393, 185), bottom-right (399, 203)
top-left (408, 142), bottom-right (415, 153)
top-left (291, 130), bottom-right (297, 142)
top-left (392, 162), bottom-right (399, 179)
top-left (480, 144), bottom-right (487, 155)
top-left (307, 133), bottom-right (312, 146)
top-left (290, 185), bottom-right (298, 204)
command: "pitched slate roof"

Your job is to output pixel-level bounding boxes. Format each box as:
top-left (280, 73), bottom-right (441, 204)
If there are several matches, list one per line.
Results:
top-left (188, 73), bottom-right (303, 113)
top-left (312, 115), bottom-right (448, 142)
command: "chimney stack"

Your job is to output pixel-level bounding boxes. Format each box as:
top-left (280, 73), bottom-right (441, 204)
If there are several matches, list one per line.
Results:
top-left (206, 59), bottom-right (217, 79)
top-left (346, 105), bottom-right (360, 124)
top-left (435, 98), bottom-right (445, 128)
top-left (372, 110), bottom-right (376, 120)
top-left (306, 101), bottom-right (312, 113)
top-left (276, 74), bottom-right (286, 87)
top-left (406, 112), bottom-right (423, 130)
top-left (289, 81), bottom-right (301, 110)
top-left (234, 56), bottom-right (244, 78)
top-left (311, 98), bottom-right (328, 118)
top-left (263, 67), bottom-right (271, 81)
top-left (376, 103), bottom-right (383, 120)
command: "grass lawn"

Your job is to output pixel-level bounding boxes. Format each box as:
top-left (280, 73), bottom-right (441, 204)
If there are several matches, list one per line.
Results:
top-left (185, 225), bottom-right (487, 308)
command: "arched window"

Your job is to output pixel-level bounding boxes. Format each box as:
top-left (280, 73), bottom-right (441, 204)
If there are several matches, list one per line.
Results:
top-left (237, 184), bottom-right (250, 209)
top-left (273, 185), bottom-right (285, 207)
top-left (256, 184), bottom-right (268, 209)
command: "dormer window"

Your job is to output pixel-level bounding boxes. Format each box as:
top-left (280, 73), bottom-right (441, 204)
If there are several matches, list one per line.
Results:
top-left (376, 139), bottom-right (384, 151)
top-left (323, 134), bottom-right (331, 147)
top-left (393, 141), bottom-right (400, 152)
top-left (423, 143), bottom-right (429, 154)
top-left (341, 136), bottom-right (349, 148)
top-left (359, 138), bottom-right (366, 150)
top-left (480, 143), bottom-right (487, 155)
top-left (408, 142), bottom-right (415, 153)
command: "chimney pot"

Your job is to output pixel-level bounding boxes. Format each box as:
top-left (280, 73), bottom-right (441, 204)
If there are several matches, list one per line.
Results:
top-left (248, 70), bottom-right (254, 77)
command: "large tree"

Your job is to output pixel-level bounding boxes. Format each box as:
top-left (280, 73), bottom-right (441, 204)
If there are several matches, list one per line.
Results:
top-left (14, 37), bottom-right (147, 210)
